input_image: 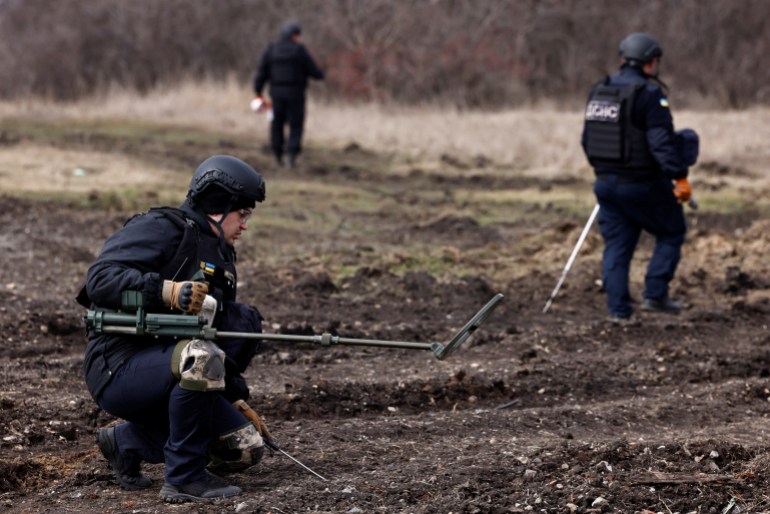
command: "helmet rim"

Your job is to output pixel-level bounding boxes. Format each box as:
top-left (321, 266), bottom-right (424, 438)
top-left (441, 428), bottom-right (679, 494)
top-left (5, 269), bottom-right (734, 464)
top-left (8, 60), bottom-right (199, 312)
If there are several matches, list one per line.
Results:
top-left (618, 32), bottom-right (663, 64)
top-left (188, 155), bottom-right (266, 210)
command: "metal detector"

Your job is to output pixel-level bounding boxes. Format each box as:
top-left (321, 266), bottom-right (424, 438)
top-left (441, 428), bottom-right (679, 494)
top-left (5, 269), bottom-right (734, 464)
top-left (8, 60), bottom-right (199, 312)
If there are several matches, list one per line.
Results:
top-left (86, 292), bottom-right (505, 361)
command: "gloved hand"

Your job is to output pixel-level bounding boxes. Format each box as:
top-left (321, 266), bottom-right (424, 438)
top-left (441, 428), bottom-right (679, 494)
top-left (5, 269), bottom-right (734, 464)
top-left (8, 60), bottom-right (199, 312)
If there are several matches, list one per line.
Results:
top-left (233, 399), bottom-right (273, 441)
top-left (673, 178), bottom-right (692, 203)
top-left (162, 280), bottom-right (208, 313)
top-left (250, 96), bottom-right (271, 112)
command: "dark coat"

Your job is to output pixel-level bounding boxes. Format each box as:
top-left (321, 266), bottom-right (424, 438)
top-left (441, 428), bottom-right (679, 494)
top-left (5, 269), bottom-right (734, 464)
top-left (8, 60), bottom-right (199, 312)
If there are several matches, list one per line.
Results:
top-left (254, 33), bottom-right (324, 99)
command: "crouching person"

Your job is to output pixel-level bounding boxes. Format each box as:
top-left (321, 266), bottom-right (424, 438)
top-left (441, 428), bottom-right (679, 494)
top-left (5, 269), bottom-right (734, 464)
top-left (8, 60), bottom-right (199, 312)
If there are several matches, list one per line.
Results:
top-left (76, 155), bottom-right (268, 502)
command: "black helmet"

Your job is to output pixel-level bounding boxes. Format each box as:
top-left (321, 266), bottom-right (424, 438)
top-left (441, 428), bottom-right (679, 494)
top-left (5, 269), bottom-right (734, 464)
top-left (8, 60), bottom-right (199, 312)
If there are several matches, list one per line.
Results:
top-left (188, 155), bottom-right (265, 213)
top-left (280, 22), bottom-right (301, 39)
top-left (618, 32), bottom-right (663, 64)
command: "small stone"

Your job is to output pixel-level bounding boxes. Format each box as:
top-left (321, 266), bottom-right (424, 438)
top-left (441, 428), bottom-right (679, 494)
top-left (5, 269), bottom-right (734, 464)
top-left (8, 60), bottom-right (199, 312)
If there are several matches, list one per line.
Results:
top-left (566, 503), bottom-right (578, 513)
top-left (523, 469), bottom-right (537, 480)
top-left (592, 496), bottom-right (608, 507)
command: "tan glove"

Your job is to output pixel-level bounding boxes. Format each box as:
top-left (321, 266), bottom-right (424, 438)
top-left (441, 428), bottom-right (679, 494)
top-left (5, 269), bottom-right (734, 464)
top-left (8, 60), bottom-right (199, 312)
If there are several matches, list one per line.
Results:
top-left (233, 399), bottom-right (273, 440)
top-left (161, 280), bottom-right (208, 314)
top-left (673, 178), bottom-right (692, 203)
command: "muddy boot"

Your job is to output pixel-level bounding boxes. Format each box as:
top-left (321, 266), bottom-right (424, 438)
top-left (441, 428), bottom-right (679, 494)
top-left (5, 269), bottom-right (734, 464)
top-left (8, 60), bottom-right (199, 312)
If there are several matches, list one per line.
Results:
top-left (97, 427), bottom-right (152, 490)
top-left (159, 471), bottom-right (242, 503)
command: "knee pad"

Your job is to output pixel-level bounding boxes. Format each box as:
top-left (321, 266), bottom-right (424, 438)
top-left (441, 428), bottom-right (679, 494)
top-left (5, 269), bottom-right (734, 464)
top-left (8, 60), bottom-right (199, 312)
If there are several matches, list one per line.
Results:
top-left (171, 339), bottom-right (226, 391)
top-left (208, 423), bottom-right (265, 474)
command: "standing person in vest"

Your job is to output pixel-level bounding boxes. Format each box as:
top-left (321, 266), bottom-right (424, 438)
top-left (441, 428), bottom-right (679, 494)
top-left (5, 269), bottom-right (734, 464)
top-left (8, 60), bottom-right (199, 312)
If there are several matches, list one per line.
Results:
top-left (78, 155), bottom-right (267, 502)
top-left (254, 22), bottom-right (325, 169)
top-left (581, 33), bottom-right (695, 321)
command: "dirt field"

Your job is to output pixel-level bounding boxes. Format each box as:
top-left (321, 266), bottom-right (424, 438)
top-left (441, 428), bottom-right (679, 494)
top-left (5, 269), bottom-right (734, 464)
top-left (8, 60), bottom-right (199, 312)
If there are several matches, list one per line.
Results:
top-left (2, 118), bottom-right (770, 514)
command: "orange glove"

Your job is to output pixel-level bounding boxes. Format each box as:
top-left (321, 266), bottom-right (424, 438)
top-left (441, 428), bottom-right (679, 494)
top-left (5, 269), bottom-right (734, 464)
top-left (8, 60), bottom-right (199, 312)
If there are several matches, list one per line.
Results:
top-left (673, 178), bottom-right (692, 203)
top-left (233, 399), bottom-right (273, 440)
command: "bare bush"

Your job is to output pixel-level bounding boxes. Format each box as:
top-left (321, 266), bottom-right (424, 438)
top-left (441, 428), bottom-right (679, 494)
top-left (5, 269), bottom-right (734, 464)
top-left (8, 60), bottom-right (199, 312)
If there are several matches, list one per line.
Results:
top-left (0, 0), bottom-right (766, 107)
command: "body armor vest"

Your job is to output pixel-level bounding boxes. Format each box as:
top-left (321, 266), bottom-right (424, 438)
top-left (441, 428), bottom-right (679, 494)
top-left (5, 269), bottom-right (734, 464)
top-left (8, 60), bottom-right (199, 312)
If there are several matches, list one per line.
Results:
top-left (270, 42), bottom-right (303, 86)
top-left (583, 78), bottom-right (658, 171)
top-left (153, 207), bottom-right (237, 303)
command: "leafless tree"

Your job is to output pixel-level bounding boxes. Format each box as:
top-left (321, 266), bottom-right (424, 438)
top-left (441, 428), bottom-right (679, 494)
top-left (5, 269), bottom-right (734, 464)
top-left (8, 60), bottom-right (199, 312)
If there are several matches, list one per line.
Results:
top-left (0, 0), bottom-right (766, 107)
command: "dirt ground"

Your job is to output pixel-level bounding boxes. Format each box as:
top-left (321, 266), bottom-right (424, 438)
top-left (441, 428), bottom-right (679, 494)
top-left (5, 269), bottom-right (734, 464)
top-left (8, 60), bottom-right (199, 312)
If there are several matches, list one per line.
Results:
top-left (2, 125), bottom-right (770, 514)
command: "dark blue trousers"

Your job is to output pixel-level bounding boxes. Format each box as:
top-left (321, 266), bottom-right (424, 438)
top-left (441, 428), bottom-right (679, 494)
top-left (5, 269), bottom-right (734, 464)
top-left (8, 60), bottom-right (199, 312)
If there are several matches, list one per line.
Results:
top-left (97, 343), bottom-right (247, 485)
top-left (593, 175), bottom-right (686, 318)
top-left (94, 302), bottom-right (261, 485)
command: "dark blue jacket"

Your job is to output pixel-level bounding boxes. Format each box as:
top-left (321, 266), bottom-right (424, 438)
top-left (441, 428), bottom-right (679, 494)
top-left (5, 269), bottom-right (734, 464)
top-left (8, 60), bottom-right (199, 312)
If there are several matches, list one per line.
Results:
top-left (582, 65), bottom-right (687, 180)
top-left (81, 201), bottom-right (244, 400)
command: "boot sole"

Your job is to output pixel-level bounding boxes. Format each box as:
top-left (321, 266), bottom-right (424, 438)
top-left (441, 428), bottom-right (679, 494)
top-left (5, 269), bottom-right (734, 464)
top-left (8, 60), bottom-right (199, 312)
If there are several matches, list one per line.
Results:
top-left (159, 484), bottom-right (241, 502)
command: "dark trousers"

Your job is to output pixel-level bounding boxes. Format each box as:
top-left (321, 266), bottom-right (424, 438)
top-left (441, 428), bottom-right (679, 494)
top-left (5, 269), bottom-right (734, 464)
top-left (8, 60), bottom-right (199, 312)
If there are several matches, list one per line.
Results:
top-left (270, 94), bottom-right (306, 160)
top-left (97, 344), bottom-right (246, 485)
top-left (594, 175), bottom-right (686, 318)
top-left (91, 302), bottom-right (261, 485)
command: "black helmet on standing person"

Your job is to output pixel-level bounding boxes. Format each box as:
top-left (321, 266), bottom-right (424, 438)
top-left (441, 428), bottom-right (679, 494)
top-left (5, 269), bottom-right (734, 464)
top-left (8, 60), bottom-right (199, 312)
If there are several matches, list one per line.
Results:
top-left (187, 155), bottom-right (266, 215)
top-left (280, 22), bottom-right (301, 40)
top-left (618, 32), bottom-right (663, 65)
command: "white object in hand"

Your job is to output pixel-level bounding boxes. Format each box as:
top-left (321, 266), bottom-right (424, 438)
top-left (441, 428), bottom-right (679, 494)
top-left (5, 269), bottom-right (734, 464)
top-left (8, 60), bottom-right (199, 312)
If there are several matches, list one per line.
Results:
top-left (250, 97), bottom-right (264, 112)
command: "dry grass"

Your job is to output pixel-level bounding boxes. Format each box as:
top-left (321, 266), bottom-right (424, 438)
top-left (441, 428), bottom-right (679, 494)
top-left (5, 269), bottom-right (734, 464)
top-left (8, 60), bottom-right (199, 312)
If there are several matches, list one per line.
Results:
top-left (1, 77), bottom-right (768, 181)
top-left (0, 142), bottom-right (183, 195)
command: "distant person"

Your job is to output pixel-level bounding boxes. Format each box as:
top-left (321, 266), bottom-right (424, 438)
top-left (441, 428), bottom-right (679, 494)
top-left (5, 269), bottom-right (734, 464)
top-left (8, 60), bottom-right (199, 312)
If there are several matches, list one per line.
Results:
top-left (581, 32), bottom-right (698, 321)
top-left (77, 155), bottom-right (267, 502)
top-left (254, 22), bottom-right (325, 168)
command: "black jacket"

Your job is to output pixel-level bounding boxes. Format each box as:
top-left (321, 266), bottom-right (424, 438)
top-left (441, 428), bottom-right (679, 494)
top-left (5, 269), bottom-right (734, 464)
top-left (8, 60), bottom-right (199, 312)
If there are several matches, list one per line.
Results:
top-left (254, 35), bottom-right (324, 98)
top-left (80, 201), bottom-right (245, 400)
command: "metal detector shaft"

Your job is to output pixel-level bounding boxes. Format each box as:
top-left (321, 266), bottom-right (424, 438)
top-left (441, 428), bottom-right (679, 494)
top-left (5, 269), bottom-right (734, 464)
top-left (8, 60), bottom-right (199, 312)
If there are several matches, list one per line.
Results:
top-left (212, 331), bottom-right (434, 351)
top-left (542, 204), bottom-right (600, 314)
top-left (85, 293), bottom-right (504, 361)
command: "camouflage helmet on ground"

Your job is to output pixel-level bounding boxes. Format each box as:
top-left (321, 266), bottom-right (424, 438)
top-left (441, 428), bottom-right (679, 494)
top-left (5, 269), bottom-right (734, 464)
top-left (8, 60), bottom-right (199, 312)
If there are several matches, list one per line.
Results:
top-left (187, 155), bottom-right (265, 213)
top-left (618, 32), bottom-right (663, 65)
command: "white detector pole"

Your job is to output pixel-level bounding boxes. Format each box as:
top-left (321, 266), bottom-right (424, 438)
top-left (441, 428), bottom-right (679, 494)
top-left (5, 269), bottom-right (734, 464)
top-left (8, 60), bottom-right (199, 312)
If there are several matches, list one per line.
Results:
top-left (542, 204), bottom-right (600, 314)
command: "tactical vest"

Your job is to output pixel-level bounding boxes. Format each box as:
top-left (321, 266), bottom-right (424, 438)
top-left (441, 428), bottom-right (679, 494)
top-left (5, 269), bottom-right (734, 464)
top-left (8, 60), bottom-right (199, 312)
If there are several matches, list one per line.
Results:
top-left (76, 208), bottom-right (237, 307)
top-left (583, 77), bottom-right (658, 171)
top-left (270, 42), bottom-right (303, 86)
top-left (152, 207), bottom-right (238, 303)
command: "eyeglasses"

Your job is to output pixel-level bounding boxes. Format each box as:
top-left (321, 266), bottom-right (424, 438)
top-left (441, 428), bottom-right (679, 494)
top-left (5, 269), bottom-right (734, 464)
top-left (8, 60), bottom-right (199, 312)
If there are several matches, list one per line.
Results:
top-left (237, 209), bottom-right (253, 223)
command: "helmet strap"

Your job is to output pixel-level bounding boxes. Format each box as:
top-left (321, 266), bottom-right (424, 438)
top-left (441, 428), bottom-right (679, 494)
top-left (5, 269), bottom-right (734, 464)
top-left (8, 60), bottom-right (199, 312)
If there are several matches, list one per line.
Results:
top-left (201, 194), bottom-right (238, 255)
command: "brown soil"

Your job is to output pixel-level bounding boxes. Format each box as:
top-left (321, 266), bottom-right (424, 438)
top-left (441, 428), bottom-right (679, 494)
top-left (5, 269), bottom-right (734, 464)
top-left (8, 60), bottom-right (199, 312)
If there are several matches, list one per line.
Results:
top-left (2, 132), bottom-right (770, 514)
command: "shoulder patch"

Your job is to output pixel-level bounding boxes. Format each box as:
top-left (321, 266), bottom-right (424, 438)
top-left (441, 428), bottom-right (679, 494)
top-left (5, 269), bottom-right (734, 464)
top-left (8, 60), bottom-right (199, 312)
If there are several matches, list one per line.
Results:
top-left (659, 98), bottom-right (670, 108)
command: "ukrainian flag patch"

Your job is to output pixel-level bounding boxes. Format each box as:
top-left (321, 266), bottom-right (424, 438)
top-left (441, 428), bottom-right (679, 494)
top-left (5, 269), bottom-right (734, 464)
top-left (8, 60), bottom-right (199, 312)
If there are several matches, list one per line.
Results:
top-left (659, 98), bottom-right (670, 108)
top-left (201, 261), bottom-right (216, 275)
